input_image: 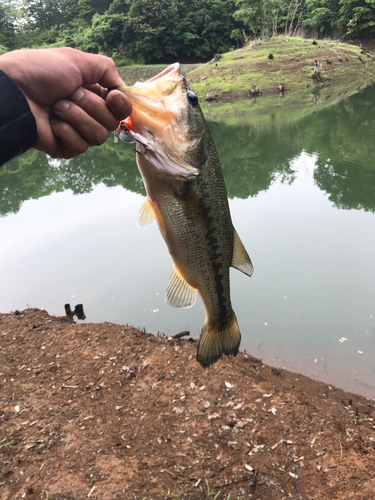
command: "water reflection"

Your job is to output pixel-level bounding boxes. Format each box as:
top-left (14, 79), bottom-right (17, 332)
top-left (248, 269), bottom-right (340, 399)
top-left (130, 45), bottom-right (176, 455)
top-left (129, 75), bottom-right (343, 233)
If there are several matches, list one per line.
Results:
top-left (1, 84), bottom-right (375, 398)
top-left (2, 84), bottom-right (375, 215)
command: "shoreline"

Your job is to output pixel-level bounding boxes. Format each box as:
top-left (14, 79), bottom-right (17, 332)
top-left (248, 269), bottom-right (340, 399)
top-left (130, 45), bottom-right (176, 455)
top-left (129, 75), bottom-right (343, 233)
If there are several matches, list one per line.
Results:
top-left (1, 308), bottom-right (375, 499)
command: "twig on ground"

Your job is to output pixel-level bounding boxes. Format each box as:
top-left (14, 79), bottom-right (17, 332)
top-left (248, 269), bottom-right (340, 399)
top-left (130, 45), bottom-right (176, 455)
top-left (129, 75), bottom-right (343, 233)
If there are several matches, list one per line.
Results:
top-left (172, 331), bottom-right (190, 339)
top-left (217, 474), bottom-right (252, 487)
top-left (161, 469), bottom-right (182, 480)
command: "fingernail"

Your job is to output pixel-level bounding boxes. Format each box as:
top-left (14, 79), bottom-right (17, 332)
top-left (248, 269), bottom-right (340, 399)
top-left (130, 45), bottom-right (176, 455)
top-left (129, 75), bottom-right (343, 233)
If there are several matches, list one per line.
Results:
top-left (70, 88), bottom-right (85, 102)
top-left (112, 94), bottom-right (124, 110)
top-left (54, 99), bottom-right (70, 112)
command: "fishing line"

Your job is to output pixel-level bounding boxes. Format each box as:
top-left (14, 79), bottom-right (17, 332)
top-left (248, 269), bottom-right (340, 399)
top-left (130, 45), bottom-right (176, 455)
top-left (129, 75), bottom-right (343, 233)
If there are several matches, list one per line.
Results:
top-left (281, 419), bottom-right (302, 500)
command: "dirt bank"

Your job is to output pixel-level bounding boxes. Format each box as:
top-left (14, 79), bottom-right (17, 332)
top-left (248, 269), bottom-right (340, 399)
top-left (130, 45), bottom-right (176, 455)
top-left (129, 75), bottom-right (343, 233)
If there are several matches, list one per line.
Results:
top-left (1, 309), bottom-right (375, 499)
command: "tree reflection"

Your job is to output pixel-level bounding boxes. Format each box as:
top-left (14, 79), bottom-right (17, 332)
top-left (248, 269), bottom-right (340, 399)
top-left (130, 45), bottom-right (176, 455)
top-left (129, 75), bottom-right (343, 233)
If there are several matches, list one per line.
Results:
top-left (0, 138), bottom-right (145, 217)
top-left (1, 84), bottom-right (375, 217)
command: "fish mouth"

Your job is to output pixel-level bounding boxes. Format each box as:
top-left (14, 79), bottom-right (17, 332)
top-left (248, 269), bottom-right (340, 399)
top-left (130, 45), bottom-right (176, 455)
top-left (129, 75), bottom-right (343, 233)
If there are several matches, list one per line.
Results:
top-left (143, 63), bottom-right (181, 84)
top-left (119, 64), bottom-right (200, 178)
top-left (120, 63), bottom-right (184, 139)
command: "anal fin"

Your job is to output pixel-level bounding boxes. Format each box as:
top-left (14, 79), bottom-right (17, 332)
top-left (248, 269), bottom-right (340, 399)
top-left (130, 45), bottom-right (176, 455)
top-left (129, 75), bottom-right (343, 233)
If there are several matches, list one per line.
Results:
top-left (231, 228), bottom-right (254, 277)
top-left (138, 198), bottom-right (155, 227)
top-left (165, 266), bottom-right (197, 309)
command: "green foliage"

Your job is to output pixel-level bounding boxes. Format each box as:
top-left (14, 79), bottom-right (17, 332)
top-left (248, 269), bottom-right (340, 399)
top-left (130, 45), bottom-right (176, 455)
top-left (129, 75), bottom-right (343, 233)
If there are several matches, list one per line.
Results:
top-left (305, 0), bottom-right (341, 33)
top-left (233, 0), bottom-right (265, 36)
top-left (0, 0), bottom-right (374, 65)
top-left (120, 0), bottom-right (238, 63)
top-left (0, 0), bottom-right (19, 50)
top-left (342, 0), bottom-right (375, 34)
top-left (90, 12), bottom-right (127, 53)
top-left (233, 0), bottom-right (297, 37)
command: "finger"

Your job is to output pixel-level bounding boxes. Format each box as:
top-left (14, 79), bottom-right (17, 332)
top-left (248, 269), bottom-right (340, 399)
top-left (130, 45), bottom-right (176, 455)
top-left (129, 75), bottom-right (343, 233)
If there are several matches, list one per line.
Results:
top-left (69, 87), bottom-right (121, 132)
top-left (60, 48), bottom-right (125, 88)
top-left (83, 83), bottom-right (108, 99)
top-left (26, 99), bottom-right (61, 157)
top-left (50, 118), bottom-right (89, 159)
top-left (106, 90), bottom-right (132, 122)
top-left (53, 98), bottom-right (109, 146)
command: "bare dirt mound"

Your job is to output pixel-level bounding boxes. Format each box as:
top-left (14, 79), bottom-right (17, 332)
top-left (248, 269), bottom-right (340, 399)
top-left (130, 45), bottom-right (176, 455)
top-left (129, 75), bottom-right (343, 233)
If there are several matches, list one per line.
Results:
top-left (1, 309), bottom-right (375, 499)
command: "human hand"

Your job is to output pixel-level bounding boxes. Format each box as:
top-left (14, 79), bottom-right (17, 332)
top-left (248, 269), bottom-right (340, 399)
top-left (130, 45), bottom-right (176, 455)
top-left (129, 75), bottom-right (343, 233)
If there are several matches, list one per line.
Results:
top-left (0, 47), bottom-right (131, 159)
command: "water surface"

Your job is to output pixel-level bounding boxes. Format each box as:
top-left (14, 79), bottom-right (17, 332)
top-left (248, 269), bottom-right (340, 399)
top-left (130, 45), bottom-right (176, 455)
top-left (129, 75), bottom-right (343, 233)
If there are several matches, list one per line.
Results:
top-left (1, 84), bottom-right (375, 398)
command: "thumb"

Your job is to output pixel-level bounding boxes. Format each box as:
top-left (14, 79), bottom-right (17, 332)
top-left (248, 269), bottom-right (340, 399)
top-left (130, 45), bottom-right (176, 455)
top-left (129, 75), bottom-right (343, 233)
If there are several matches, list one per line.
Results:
top-left (106, 90), bottom-right (132, 121)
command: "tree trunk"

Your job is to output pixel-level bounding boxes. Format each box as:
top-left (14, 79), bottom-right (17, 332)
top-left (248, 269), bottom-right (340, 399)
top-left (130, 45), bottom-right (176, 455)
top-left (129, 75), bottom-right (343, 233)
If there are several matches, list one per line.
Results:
top-left (284, 0), bottom-right (294, 35)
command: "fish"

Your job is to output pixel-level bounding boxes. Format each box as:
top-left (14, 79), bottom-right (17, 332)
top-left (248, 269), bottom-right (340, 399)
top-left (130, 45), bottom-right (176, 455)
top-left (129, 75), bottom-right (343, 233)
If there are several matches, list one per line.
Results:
top-left (116, 63), bottom-right (253, 368)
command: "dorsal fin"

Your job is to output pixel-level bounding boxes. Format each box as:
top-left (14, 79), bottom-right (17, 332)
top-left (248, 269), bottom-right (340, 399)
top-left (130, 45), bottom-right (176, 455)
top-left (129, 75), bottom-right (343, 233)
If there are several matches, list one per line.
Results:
top-left (165, 266), bottom-right (197, 309)
top-left (231, 229), bottom-right (254, 277)
top-left (137, 198), bottom-right (156, 227)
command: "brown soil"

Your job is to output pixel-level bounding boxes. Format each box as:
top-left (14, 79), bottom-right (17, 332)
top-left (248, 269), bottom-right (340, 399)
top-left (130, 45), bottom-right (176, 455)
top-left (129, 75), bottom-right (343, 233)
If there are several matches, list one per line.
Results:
top-left (1, 309), bottom-right (375, 500)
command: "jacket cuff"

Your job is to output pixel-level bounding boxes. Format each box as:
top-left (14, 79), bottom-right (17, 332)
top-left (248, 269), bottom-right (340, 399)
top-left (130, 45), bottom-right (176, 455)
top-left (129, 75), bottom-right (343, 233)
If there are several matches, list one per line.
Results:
top-left (0, 69), bottom-right (38, 167)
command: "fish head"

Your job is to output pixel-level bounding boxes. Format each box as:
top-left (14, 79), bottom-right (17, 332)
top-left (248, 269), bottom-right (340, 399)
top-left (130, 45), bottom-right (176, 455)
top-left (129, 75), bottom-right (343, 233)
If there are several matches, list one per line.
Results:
top-left (119, 63), bottom-right (209, 179)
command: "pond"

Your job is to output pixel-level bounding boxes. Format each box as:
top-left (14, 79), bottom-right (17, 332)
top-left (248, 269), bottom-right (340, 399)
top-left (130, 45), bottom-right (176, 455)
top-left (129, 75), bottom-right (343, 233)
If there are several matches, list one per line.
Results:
top-left (1, 83), bottom-right (375, 398)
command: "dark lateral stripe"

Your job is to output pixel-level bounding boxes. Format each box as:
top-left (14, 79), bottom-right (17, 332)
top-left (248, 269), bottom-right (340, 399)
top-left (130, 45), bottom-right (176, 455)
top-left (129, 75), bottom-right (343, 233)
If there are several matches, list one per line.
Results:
top-left (199, 186), bottom-right (230, 326)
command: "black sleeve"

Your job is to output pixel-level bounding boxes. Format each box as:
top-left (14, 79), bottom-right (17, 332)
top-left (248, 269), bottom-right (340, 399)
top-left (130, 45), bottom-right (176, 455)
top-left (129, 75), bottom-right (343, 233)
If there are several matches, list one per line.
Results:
top-left (0, 69), bottom-right (38, 167)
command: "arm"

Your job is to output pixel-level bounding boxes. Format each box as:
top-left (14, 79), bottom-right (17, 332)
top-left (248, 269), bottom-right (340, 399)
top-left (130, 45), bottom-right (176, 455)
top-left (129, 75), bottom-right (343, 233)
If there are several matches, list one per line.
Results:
top-left (0, 69), bottom-right (37, 166)
top-left (0, 48), bottom-right (131, 166)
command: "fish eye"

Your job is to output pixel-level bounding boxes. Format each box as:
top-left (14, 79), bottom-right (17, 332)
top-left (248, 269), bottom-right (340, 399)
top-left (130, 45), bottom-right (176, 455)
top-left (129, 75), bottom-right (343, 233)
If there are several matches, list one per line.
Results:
top-left (187, 91), bottom-right (199, 106)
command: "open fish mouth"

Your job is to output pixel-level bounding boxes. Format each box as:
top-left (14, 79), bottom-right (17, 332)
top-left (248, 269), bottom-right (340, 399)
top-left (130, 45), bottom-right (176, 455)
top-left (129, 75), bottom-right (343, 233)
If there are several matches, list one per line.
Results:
top-left (141, 62), bottom-right (181, 84)
top-left (116, 64), bottom-right (200, 179)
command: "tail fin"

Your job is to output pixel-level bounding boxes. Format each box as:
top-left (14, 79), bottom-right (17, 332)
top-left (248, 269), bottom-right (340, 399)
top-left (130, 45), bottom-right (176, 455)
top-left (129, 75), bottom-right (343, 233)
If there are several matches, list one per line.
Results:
top-left (196, 315), bottom-right (241, 369)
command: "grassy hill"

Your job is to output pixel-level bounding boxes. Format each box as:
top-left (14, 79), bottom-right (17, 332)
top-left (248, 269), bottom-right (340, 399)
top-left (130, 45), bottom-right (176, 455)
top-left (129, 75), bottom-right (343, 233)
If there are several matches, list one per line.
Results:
top-left (117, 37), bottom-right (375, 127)
top-left (187, 36), bottom-right (375, 100)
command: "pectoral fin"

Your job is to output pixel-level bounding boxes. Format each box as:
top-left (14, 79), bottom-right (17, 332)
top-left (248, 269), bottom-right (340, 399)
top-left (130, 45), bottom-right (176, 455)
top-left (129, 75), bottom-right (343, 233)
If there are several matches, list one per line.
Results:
top-left (165, 266), bottom-right (197, 309)
top-left (137, 198), bottom-right (155, 227)
top-left (231, 229), bottom-right (254, 277)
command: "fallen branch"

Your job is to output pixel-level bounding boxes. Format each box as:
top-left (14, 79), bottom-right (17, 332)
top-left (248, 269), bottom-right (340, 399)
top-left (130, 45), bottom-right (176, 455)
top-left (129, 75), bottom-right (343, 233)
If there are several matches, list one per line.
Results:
top-left (172, 331), bottom-right (190, 339)
top-left (217, 474), bottom-right (252, 487)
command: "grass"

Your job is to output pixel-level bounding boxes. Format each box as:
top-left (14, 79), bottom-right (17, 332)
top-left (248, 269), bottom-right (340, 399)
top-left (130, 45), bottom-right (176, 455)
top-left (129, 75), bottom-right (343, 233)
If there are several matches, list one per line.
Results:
top-left (115, 35), bottom-right (375, 136)
top-left (116, 36), bottom-right (375, 108)
top-left (187, 36), bottom-right (375, 100)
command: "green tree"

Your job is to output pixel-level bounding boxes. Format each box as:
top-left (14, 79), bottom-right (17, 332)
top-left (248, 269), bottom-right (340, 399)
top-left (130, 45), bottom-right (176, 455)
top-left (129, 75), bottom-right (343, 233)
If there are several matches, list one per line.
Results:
top-left (304, 0), bottom-right (341, 34)
top-left (125, 0), bottom-right (236, 63)
top-left (339, 0), bottom-right (375, 35)
top-left (89, 0), bottom-right (112, 14)
top-left (0, 1), bottom-right (20, 50)
top-left (233, 0), bottom-right (266, 36)
top-left (87, 12), bottom-right (128, 53)
top-left (233, 0), bottom-right (288, 37)
top-left (125, 0), bottom-right (178, 61)
top-left (23, 0), bottom-right (63, 30)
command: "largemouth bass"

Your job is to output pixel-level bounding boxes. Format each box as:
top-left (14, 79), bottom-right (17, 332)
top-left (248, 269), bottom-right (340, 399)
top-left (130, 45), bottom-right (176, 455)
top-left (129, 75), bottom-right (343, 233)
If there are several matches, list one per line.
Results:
top-left (116, 64), bottom-right (253, 368)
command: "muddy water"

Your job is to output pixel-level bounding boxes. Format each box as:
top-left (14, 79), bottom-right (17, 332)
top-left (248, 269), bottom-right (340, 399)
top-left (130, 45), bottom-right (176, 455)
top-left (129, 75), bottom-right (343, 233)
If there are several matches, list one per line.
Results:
top-left (1, 84), bottom-right (375, 398)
